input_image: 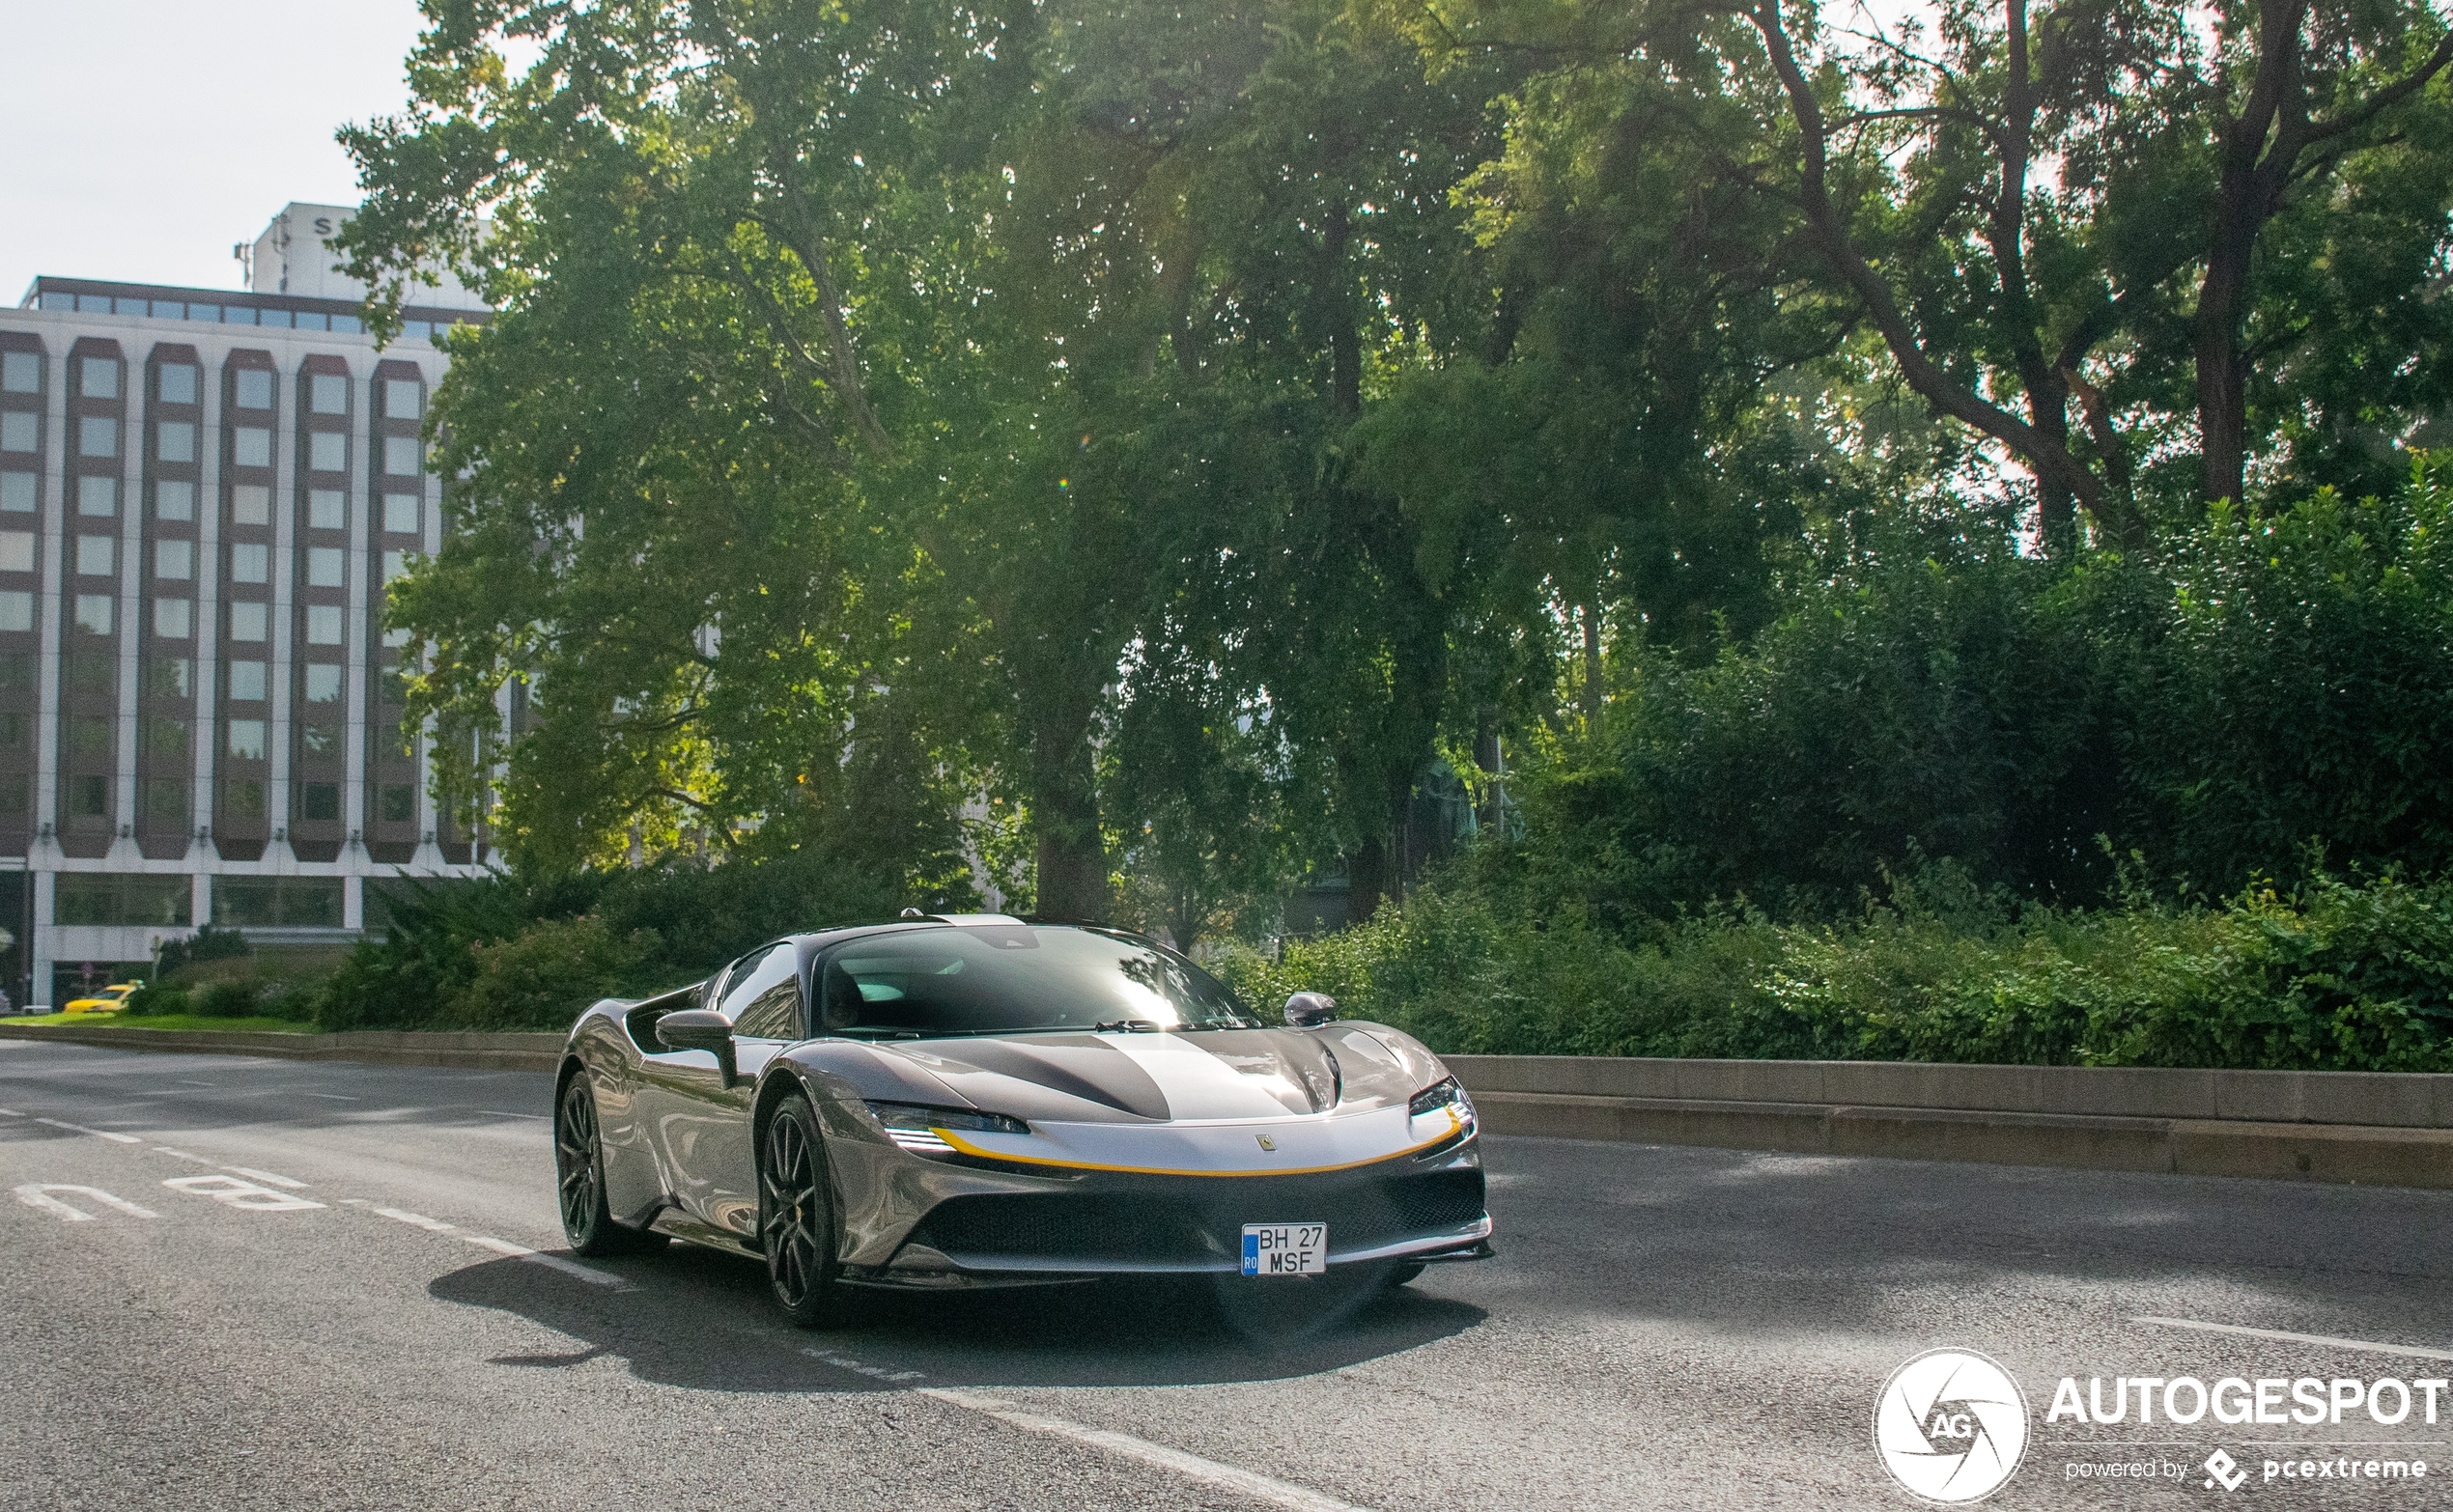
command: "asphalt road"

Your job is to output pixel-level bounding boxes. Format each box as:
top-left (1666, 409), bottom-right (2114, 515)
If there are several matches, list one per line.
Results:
top-left (4, 1038), bottom-right (2450, 1512)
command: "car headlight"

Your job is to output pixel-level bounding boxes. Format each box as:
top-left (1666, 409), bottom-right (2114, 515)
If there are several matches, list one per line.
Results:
top-left (864, 1101), bottom-right (1029, 1156)
top-left (1408, 1077), bottom-right (1475, 1130)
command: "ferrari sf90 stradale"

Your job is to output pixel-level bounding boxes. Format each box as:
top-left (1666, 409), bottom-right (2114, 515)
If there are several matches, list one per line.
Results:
top-left (553, 914), bottom-right (1492, 1322)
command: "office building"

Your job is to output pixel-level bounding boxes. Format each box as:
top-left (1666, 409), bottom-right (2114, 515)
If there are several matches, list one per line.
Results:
top-left (2, 202), bottom-right (490, 1006)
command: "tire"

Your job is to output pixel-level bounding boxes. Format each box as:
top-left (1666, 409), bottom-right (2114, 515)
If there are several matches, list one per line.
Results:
top-left (555, 1073), bottom-right (664, 1257)
top-left (759, 1094), bottom-right (849, 1328)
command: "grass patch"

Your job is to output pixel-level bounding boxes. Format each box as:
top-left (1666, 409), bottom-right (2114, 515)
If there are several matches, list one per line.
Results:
top-left (8, 1013), bottom-right (322, 1034)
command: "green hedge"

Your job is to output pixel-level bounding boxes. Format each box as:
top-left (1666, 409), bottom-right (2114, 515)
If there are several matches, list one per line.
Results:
top-left (1210, 870), bottom-right (2453, 1072)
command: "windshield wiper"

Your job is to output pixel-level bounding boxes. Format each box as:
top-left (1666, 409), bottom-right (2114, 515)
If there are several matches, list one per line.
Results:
top-left (1092, 1019), bottom-right (1167, 1033)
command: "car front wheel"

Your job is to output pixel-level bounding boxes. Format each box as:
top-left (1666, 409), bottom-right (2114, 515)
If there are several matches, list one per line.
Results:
top-left (760, 1094), bottom-right (849, 1328)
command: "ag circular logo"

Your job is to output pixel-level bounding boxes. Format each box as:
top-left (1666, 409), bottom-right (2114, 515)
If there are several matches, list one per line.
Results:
top-left (1873, 1348), bottom-right (2030, 1502)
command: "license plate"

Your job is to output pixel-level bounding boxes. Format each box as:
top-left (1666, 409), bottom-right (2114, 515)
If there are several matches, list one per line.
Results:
top-left (1241, 1222), bottom-right (1327, 1277)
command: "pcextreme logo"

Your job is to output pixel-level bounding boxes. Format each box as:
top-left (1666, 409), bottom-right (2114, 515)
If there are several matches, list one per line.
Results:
top-left (1874, 1349), bottom-right (2031, 1503)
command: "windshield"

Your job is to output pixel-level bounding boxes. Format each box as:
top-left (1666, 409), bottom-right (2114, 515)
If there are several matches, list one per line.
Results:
top-left (816, 925), bottom-right (1258, 1038)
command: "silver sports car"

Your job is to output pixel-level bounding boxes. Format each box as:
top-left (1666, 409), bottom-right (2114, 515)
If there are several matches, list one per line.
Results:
top-left (553, 913), bottom-right (1493, 1324)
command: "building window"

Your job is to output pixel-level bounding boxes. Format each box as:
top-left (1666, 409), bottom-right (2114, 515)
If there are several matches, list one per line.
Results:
top-left (0, 530), bottom-right (29, 573)
top-left (77, 416), bottom-right (119, 459)
top-left (305, 604), bottom-right (344, 645)
top-left (1, 352), bottom-right (38, 393)
top-left (69, 774), bottom-right (109, 818)
top-left (381, 784), bottom-right (416, 823)
top-left (75, 595), bottom-right (114, 634)
top-left (227, 660), bottom-right (268, 701)
top-left (230, 601), bottom-right (268, 641)
top-left (309, 489), bottom-right (346, 530)
top-left (223, 778), bottom-right (266, 818)
top-left (154, 598), bottom-right (192, 639)
top-left (231, 484), bottom-right (270, 525)
top-left (56, 875), bottom-right (192, 927)
top-left (234, 427), bottom-right (271, 467)
top-left (157, 421), bottom-right (196, 463)
top-left (310, 374), bottom-right (348, 414)
top-left (231, 542), bottom-right (269, 583)
top-left (0, 412), bottom-right (36, 452)
top-left (299, 720), bottom-right (340, 755)
top-left (157, 480), bottom-right (195, 520)
top-left (156, 539), bottom-right (194, 580)
top-left (261, 310), bottom-right (295, 330)
top-left (0, 774), bottom-right (25, 814)
top-left (151, 657), bottom-right (192, 697)
top-left (309, 432), bottom-right (347, 472)
top-left (1, 471), bottom-right (33, 511)
top-left (235, 370), bottom-right (273, 409)
top-left (66, 651), bottom-right (112, 693)
top-left (146, 779), bottom-right (190, 826)
top-left (228, 719), bottom-right (267, 760)
top-left (306, 546), bottom-right (345, 588)
top-left (145, 717), bottom-right (189, 757)
top-left (215, 877), bottom-right (340, 928)
top-left (76, 535), bottom-right (115, 575)
top-left (383, 378), bottom-right (422, 419)
top-left (383, 435), bottom-right (423, 476)
top-left (303, 662), bottom-right (343, 703)
top-left (382, 549), bottom-right (409, 583)
top-left (381, 493), bottom-right (419, 534)
top-left (298, 781), bottom-right (341, 820)
top-left (77, 476), bottom-right (116, 517)
top-left (0, 712), bottom-right (21, 747)
top-left (158, 364), bottom-right (199, 404)
top-left (189, 305), bottom-right (221, 323)
top-left (0, 590), bottom-right (30, 632)
top-left (79, 359), bottom-right (120, 401)
top-left (69, 714), bottom-right (112, 756)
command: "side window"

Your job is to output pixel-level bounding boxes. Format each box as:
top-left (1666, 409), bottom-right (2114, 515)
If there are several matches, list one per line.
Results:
top-left (734, 977), bottom-right (804, 1042)
top-left (718, 942), bottom-right (799, 1033)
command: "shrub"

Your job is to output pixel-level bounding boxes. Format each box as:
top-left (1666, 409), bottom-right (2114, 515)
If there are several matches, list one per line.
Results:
top-left (451, 915), bottom-right (663, 1031)
top-left (121, 985), bottom-right (190, 1017)
top-left (193, 980), bottom-right (262, 1019)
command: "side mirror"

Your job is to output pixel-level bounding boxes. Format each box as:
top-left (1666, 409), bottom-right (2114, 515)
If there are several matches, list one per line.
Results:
top-left (1283, 992), bottom-right (1336, 1028)
top-left (654, 1007), bottom-right (739, 1087)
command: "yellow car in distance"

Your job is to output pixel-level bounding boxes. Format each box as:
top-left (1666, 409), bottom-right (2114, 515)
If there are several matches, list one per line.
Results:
top-left (63, 982), bottom-right (143, 1016)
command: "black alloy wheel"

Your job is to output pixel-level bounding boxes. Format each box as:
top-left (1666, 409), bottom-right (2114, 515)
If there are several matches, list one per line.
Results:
top-left (760, 1094), bottom-right (846, 1327)
top-left (556, 1074), bottom-right (663, 1256)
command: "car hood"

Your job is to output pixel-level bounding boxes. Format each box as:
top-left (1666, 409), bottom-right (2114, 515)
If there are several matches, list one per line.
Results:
top-left (782, 1022), bottom-right (1449, 1126)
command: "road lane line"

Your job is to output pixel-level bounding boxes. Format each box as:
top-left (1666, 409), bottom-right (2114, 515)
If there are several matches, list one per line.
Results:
top-left (34, 1117), bottom-right (142, 1143)
top-left (461, 1234), bottom-right (633, 1289)
top-left (224, 1166), bottom-right (309, 1189)
top-left (480, 1110), bottom-right (549, 1120)
top-left (301, 1093), bottom-right (358, 1101)
top-left (2134, 1316), bottom-right (2453, 1363)
top-left (803, 1347), bottom-right (928, 1383)
top-left (0, 1106), bottom-right (22, 1116)
top-left (373, 1207), bottom-right (458, 1233)
top-left (916, 1388), bottom-right (1372, 1512)
top-left (152, 1147), bottom-right (219, 1165)
top-left (14, 1183), bottom-right (158, 1220)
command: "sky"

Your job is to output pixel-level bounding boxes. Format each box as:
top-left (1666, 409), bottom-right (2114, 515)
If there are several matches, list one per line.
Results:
top-left (0, 0), bottom-right (430, 303)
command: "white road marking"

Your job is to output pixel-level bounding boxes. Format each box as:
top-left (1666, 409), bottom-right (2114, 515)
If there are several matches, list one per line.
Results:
top-left (0, 1106), bottom-right (22, 1116)
top-left (151, 1147), bottom-right (219, 1165)
top-left (300, 1093), bottom-right (357, 1101)
top-left (34, 1116), bottom-right (142, 1143)
top-left (2134, 1316), bottom-right (2453, 1363)
top-left (373, 1206), bottom-right (457, 1233)
top-left (458, 1233), bottom-right (633, 1289)
top-left (224, 1166), bottom-right (309, 1190)
top-left (14, 1183), bottom-right (159, 1221)
top-left (163, 1174), bottom-right (325, 1212)
top-left (480, 1110), bottom-right (549, 1120)
top-left (917, 1388), bottom-right (1372, 1512)
top-left (803, 1347), bottom-right (927, 1383)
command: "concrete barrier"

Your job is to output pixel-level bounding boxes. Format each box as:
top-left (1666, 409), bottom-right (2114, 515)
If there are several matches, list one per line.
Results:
top-left (1447, 1055), bottom-right (2453, 1191)
top-left (0, 1022), bottom-right (565, 1072)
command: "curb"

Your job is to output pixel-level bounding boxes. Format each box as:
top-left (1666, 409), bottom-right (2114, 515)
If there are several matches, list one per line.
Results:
top-left (0, 1022), bottom-right (566, 1073)
top-left (1468, 1090), bottom-right (2453, 1190)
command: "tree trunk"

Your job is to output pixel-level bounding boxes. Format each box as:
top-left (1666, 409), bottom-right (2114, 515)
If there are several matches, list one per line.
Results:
top-left (1473, 705), bottom-right (1503, 835)
top-left (1029, 709), bottom-right (1106, 921)
top-left (1346, 831), bottom-right (1388, 926)
top-left (1323, 200), bottom-right (1360, 422)
top-left (1580, 602), bottom-right (1603, 731)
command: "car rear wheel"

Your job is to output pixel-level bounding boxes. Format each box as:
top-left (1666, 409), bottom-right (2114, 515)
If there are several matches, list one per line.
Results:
top-left (556, 1074), bottom-right (663, 1257)
top-left (760, 1094), bottom-right (848, 1328)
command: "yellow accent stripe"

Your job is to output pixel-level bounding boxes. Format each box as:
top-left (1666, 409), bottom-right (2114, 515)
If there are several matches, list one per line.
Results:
top-left (930, 1107), bottom-right (1463, 1178)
